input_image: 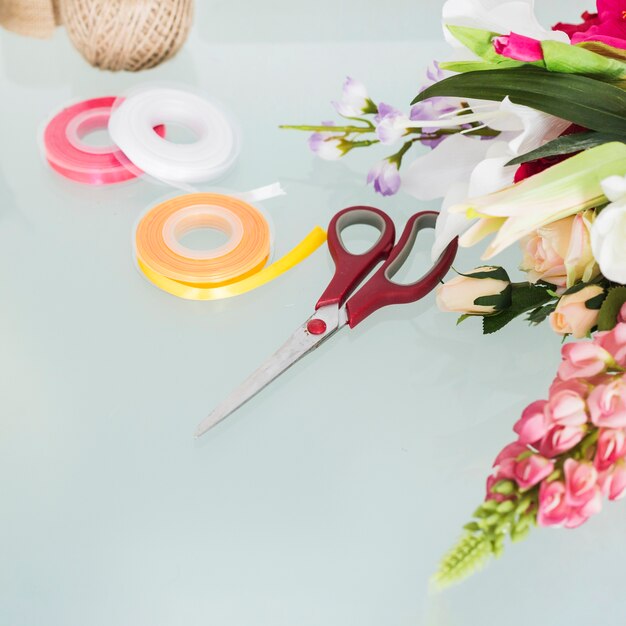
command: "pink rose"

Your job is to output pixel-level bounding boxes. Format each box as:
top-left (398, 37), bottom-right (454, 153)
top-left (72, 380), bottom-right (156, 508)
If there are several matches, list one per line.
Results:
top-left (564, 459), bottom-right (599, 508)
top-left (558, 341), bottom-right (613, 381)
top-left (513, 454), bottom-right (554, 490)
top-left (594, 428), bottom-right (626, 471)
top-left (595, 322), bottom-right (626, 367)
top-left (537, 480), bottom-right (570, 527)
top-left (436, 266), bottom-right (510, 314)
top-left (547, 388), bottom-right (587, 427)
top-left (598, 463), bottom-right (626, 501)
top-left (588, 377), bottom-right (626, 428)
top-left (514, 400), bottom-right (549, 445)
top-left (520, 213), bottom-right (597, 289)
top-left (538, 424), bottom-right (586, 458)
top-left (549, 285), bottom-right (605, 339)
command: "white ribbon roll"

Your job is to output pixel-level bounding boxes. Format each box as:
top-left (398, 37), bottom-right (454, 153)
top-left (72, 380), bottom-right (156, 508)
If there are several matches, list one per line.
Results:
top-left (108, 87), bottom-right (240, 188)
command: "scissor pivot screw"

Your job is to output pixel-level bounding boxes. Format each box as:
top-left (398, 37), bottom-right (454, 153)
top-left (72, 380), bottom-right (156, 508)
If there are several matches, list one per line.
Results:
top-left (306, 318), bottom-right (327, 335)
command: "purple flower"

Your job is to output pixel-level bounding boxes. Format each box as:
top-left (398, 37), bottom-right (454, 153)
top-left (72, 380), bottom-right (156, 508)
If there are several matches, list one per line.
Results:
top-left (367, 160), bottom-right (401, 196)
top-left (332, 77), bottom-right (377, 117)
top-left (374, 102), bottom-right (410, 145)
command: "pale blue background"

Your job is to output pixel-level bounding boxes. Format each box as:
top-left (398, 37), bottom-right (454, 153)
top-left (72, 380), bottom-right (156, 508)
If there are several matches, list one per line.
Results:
top-left (1, 1), bottom-right (619, 625)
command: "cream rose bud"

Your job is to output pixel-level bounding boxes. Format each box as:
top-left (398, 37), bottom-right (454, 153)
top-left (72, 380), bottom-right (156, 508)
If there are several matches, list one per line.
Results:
top-left (549, 285), bottom-right (605, 339)
top-left (520, 211), bottom-right (597, 289)
top-left (436, 266), bottom-right (511, 314)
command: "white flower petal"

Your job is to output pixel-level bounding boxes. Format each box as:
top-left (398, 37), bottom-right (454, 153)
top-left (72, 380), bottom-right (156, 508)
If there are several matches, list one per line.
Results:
top-left (401, 134), bottom-right (492, 201)
top-left (601, 175), bottom-right (626, 203)
top-left (431, 181), bottom-right (475, 260)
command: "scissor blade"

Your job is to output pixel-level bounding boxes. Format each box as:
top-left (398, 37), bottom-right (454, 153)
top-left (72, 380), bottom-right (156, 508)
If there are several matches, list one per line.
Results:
top-left (195, 305), bottom-right (346, 437)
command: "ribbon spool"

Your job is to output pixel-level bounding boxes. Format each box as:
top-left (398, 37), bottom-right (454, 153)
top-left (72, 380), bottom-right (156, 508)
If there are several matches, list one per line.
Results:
top-left (43, 96), bottom-right (165, 185)
top-left (109, 87), bottom-right (240, 188)
top-left (135, 192), bottom-right (327, 300)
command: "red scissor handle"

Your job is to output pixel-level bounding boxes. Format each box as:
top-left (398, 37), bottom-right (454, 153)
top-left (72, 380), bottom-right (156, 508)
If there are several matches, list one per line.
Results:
top-left (316, 206), bottom-right (396, 310)
top-left (345, 211), bottom-right (458, 328)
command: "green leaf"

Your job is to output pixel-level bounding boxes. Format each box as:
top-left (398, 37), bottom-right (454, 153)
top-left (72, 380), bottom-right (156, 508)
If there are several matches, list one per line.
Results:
top-left (506, 132), bottom-right (617, 166)
top-left (597, 286), bottom-right (626, 330)
top-left (579, 41), bottom-right (626, 62)
top-left (585, 291), bottom-right (607, 310)
top-left (526, 302), bottom-right (557, 325)
top-left (445, 25), bottom-right (504, 63)
top-left (456, 266), bottom-right (510, 281)
top-left (482, 283), bottom-right (555, 334)
top-left (542, 40), bottom-right (626, 80)
top-left (411, 69), bottom-right (626, 138)
top-left (439, 59), bottom-right (528, 73)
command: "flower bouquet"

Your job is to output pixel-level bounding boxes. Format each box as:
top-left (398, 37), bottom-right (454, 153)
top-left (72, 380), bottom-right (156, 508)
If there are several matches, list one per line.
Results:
top-left (283, 0), bottom-right (626, 587)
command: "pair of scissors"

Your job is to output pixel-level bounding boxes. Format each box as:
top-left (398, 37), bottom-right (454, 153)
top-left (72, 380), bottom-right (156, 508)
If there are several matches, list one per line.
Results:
top-left (195, 206), bottom-right (458, 438)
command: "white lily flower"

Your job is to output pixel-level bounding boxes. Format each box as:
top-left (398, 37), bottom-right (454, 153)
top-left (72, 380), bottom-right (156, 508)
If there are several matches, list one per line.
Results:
top-left (401, 97), bottom-right (570, 259)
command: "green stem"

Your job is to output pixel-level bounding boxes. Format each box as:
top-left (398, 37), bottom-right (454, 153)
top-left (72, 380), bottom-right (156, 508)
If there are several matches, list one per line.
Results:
top-left (279, 124), bottom-right (373, 133)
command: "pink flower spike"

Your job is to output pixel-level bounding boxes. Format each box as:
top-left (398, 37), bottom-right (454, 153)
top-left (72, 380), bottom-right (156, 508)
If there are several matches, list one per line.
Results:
top-left (564, 459), bottom-right (599, 508)
top-left (558, 342), bottom-right (613, 381)
top-left (538, 424), bottom-right (586, 458)
top-left (493, 442), bottom-right (527, 468)
top-left (618, 304), bottom-right (626, 324)
top-left (493, 32), bottom-right (544, 62)
top-left (514, 400), bottom-right (549, 445)
top-left (594, 428), bottom-right (626, 471)
top-left (513, 454), bottom-right (554, 490)
top-left (537, 480), bottom-right (570, 527)
top-left (549, 376), bottom-right (589, 400)
top-left (599, 463), bottom-right (626, 501)
top-left (588, 378), bottom-right (626, 428)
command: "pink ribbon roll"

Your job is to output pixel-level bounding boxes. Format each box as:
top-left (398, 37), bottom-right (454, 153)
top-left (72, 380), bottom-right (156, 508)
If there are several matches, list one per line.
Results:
top-left (43, 97), bottom-right (164, 185)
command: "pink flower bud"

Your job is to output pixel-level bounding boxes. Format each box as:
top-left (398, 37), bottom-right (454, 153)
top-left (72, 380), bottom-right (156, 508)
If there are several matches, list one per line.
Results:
top-left (588, 378), bottom-right (626, 428)
top-left (564, 459), bottom-right (600, 508)
top-left (549, 285), bottom-right (604, 339)
top-left (599, 463), bottom-right (626, 501)
top-left (594, 428), bottom-right (626, 471)
top-left (537, 480), bottom-right (569, 527)
top-left (493, 32), bottom-right (544, 62)
top-left (595, 322), bottom-right (626, 367)
top-left (547, 388), bottom-right (588, 427)
top-left (436, 267), bottom-right (510, 315)
top-left (538, 424), bottom-right (586, 458)
top-left (558, 341), bottom-right (613, 381)
top-left (513, 454), bottom-right (554, 490)
top-left (514, 400), bottom-right (549, 445)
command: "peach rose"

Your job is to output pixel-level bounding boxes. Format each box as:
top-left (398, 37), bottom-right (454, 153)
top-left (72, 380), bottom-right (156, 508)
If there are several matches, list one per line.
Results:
top-left (520, 211), bottom-right (598, 289)
top-left (549, 285), bottom-right (605, 339)
top-left (436, 266), bottom-right (510, 315)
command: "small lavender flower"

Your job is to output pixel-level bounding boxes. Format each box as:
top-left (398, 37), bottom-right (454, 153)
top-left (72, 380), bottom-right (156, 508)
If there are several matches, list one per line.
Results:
top-left (374, 102), bottom-right (410, 145)
top-left (332, 77), bottom-right (377, 117)
top-left (367, 159), bottom-right (401, 196)
top-left (307, 121), bottom-right (347, 160)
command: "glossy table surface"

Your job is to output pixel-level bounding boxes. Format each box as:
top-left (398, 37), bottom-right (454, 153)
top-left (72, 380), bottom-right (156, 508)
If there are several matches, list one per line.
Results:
top-left (2, 1), bottom-right (620, 625)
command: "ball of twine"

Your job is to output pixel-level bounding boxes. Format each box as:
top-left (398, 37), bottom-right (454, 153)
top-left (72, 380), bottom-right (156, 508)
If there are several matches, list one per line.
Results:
top-left (60, 0), bottom-right (194, 72)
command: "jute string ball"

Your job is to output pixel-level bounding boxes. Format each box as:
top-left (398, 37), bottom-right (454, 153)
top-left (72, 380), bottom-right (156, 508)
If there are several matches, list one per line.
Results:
top-left (0, 0), bottom-right (194, 72)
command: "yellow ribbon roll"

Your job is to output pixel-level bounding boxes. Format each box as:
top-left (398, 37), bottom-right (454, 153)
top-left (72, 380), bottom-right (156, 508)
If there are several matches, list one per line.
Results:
top-left (135, 192), bottom-right (327, 300)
